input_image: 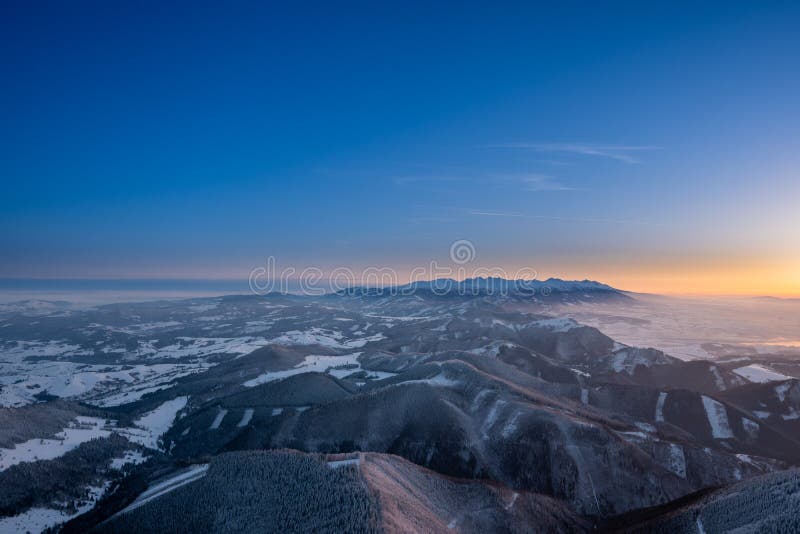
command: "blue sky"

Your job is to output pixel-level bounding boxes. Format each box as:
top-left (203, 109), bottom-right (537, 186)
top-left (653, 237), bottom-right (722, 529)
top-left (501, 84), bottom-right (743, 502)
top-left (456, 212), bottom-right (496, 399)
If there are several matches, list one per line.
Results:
top-left (2, 2), bottom-right (799, 294)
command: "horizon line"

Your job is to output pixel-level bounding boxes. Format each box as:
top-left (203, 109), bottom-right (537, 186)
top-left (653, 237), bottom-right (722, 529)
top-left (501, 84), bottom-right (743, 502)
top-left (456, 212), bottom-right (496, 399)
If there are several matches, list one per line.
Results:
top-left (1, 276), bottom-right (799, 300)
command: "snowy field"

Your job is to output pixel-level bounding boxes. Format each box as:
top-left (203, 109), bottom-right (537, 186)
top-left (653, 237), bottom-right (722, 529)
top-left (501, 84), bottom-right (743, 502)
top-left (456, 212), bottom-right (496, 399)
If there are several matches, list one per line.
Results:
top-left (732, 364), bottom-right (791, 383)
top-left (0, 484), bottom-right (108, 534)
top-left (244, 352), bottom-right (396, 387)
top-left (0, 416), bottom-right (110, 471)
top-left (0, 337), bottom-right (268, 408)
top-left (0, 396), bottom-right (187, 474)
top-left (118, 396), bottom-right (189, 450)
top-left (267, 328), bottom-right (385, 349)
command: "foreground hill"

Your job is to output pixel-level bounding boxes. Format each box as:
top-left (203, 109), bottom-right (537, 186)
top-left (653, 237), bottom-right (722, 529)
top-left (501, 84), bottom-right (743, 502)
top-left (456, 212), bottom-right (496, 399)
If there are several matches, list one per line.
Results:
top-left (96, 450), bottom-right (586, 534)
top-left (607, 468), bottom-right (800, 533)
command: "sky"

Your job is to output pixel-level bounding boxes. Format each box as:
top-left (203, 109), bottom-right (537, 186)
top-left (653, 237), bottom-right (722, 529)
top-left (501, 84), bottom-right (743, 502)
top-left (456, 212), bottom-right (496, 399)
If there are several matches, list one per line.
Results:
top-left (2, 2), bottom-right (799, 296)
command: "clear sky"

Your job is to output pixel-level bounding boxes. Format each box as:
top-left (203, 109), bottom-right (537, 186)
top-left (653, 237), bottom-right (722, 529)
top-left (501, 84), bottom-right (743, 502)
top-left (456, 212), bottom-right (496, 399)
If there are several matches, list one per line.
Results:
top-left (2, 2), bottom-right (799, 295)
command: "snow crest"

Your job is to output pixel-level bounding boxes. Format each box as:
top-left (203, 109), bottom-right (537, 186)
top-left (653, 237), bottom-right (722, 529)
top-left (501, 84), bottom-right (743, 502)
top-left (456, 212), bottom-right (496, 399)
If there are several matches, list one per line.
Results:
top-left (655, 392), bottom-right (667, 423)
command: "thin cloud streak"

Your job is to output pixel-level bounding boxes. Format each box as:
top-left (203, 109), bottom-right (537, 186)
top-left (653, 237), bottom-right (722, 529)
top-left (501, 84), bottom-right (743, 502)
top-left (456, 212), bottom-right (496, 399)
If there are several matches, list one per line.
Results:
top-left (491, 143), bottom-right (661, 163)
top-left (393, 172), bottom-right (576, 191)
top-left (469, 210), bottom-right (667, 227)
top-left (521, 174), bottom-right (575, 191)
top-left (392, 175), bottom-right (463, 186)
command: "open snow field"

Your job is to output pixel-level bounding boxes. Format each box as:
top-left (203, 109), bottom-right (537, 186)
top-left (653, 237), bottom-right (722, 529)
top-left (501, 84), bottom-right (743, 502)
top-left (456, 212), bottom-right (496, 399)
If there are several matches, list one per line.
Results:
top-left (0, 416), bottom-right (110, 471)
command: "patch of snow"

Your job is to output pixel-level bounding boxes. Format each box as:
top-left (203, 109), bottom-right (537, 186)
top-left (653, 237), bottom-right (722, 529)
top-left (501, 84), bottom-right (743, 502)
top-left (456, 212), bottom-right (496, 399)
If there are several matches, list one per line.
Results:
top-left (190, 303), bottom-right (219, 312)
top-left (240, 320), bottom-right (274, 334)
top-left (696, 515), bottom-right (706, 534)
top-left (666, 443), bottom-right (686, 478)
top-left (236, 408), bottom-right (254, 428)
top-left (243, 353), bottom-right (363, 387)
top-left (580, 388), bottom-right (589, 405)
top-left (736, 454), bottom-right (760, 467)
top-left (482, 399), bottom-right (508, 439)
top-left (268, 328), bottom-right (385, 349)
top-left (490, 318), bottom-right (515, 329)
top-left (47, 372), bottom-right (117, 398)
top-left (741, 418), bottom-right (759, 439)
top-left (611, 349), bottom-right (668, 375)
top-left (209, 408), bottom-right (228, 430)
top-left (753, 410), bottom-right (771, 419)
top-left (327, 367), bottom-right (362, 379)
top-left (781, 408), bottom-right (799, 420)
top-left (271, 408), bottom-right (283, 416)
top-left (775, 382), bottom-right (792, 402)
top-left (117, 321), bottom-right (183, 333)
top-left (328, 458), bottom-right (360, 469)
top-left (571, 368), bottom-right (591, 378)
top-left (119, 464), bottom-right (209, 515)
top-left (0, 340), bottom-right (90, 359)
top-left (363, 370), bottom-right (398, 380)
top-left (619, 431), bottom-right (649, 440)
top-left (422, 373), bottom-right (460, 387)
top-left (655, 392), bottom-right (668, 422)
top-left (110, 450), bottom-right (147, 470)
top-left (531, 317), bottom-right (580, 333)
top-left (196, 315), bottom-right (226, 322)
top-left (466, 341), bottom-right (510, 357)
top-left (430, 321), bottom-right (450, 332)
top-left (120, 396), bottom-right (188, 449)
top-left (470, 389), bottom-right (492, 413)
top-left (364, 314), bottom-right (430, 322)
top-left (398, 372), bottom-right (460, 389)
top-left (505, 492), bottom-right (519, 511)
top-left (175, 336), bottom-right (269, 359)
top-left (501, 411), bottom-right (521, 439)
top-left (635, 422), bottom-right (656, 433)
top-left (709, 366), bottom-right (726, 390)
top-left (733, 364), bottom-right (791, 383)
top-left (701, 396), bottom-right (733, 439)
top-left (93, 381), bottom-right (180, 407)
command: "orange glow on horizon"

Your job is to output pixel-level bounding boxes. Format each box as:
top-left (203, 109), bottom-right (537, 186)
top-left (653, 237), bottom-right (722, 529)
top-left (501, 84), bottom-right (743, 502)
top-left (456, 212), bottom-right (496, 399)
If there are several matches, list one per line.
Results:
top-left (20, 257), bottom-right (798, 299)
top-left (443, 252), bottom-right (800, 297)
top-left (540, 261), bottom-right (800, 298)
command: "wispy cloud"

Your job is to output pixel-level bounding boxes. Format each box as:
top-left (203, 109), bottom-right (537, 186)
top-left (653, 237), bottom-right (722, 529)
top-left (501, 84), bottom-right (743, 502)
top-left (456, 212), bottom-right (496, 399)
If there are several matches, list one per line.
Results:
top-left (469, 209), bottom-right (666, 227)
top-left (520, 174), bottom-right (575, 191)
top-left (491, 143), bottom-right (661, 163)
top-left (392, 175), bottom-right (462, 186)
top-left (393, 172), bottom-right (576, 192)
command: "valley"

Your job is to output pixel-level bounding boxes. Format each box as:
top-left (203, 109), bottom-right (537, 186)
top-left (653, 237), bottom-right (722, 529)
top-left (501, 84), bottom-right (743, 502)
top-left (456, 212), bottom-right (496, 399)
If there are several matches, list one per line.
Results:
top-left (1, 282), bottom-right (799, 532)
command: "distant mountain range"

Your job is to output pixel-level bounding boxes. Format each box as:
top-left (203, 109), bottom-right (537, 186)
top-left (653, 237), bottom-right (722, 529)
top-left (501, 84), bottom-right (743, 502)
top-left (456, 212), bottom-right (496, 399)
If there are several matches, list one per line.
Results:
top-left (339, 277), bottom-right (628, 303)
